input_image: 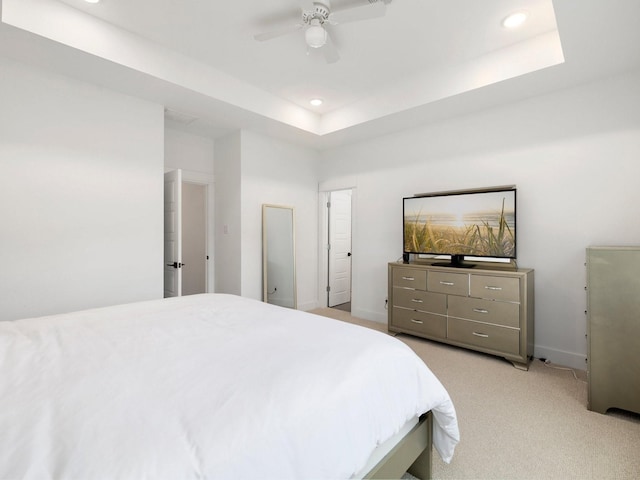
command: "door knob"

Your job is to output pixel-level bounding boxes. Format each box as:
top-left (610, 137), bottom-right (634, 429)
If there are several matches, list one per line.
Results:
top-left (166, 262), bottom-right (185, 268)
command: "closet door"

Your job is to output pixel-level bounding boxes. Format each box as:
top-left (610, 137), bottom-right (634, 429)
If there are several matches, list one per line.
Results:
top-left (586, 246), bottom-right (640, 415)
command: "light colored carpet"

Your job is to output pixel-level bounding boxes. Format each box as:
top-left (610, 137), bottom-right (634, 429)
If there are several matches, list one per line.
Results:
top-left (331, 302), bottom-right (351, 312)
top-left (310, 308), bottom-right (640, 479)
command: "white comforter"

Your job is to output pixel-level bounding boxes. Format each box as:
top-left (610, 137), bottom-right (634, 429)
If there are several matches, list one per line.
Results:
top-left (0, 294), bottom-right (458, 479)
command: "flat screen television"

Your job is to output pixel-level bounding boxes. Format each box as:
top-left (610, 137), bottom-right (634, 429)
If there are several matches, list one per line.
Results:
top-left (403, 187), bottom-right (516, 268)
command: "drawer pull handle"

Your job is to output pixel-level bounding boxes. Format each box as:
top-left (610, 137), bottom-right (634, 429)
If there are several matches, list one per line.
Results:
top-left (472, 332), bottom-right (489, 338)
top-left (485, 286), bottom-right (503, 291)
top-left (473, 308), bottom-right (489, 314)
top-left (410, 319), bottom-right (424, 324)
top-left (411, 299), bottom-right (424, 303)
top-left (402, 276), bottom-right (415, 281)
top-left (440, 281), bottom-right (455, 286)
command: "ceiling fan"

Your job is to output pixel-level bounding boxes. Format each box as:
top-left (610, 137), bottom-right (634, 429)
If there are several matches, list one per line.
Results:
top-left (254, 0), bottom-right (392, 64)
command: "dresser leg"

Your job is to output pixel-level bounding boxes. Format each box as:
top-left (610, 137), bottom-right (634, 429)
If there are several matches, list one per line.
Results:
top-left (510, 359), bottom-right (529, 371)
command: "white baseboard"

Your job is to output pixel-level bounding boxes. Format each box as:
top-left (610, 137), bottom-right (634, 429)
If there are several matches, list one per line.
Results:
top-left (534, 345), bottom-right (587, 371)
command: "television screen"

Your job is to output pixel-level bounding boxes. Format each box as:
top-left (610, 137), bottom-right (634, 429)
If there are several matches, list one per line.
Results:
top-left (403, 188), bottom-right (516, 261)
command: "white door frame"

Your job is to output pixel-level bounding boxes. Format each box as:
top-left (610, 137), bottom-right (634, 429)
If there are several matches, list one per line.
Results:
top-left (165, 168), bottom-right (215, 293)
top-left (318, 181), bottom-right (357, 308)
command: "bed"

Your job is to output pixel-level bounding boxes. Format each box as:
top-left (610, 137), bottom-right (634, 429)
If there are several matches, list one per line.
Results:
top-left (0, 293), bottom-right (459, 479)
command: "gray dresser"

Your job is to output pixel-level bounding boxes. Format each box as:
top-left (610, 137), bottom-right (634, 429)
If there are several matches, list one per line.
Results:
top-left (586, 246), bottom-right (640, 415)
top-left (388, 262), bottom-right (534, 370)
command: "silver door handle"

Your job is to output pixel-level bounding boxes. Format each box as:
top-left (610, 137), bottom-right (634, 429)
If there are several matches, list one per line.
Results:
top-left (402, 276), bottom-right (415, 281)
top-left (440, 281), bottom-right (454, 286)
top-left (411, 299), bottom-right (424, 303)
top-left (473, 308), bottom-right (489, 314)
top-left (472, 332), bottom-right (489, 338)
top-left (485, 286), bottom-right (502, 291)
top-left (410, 319), bottom-right (424, 324)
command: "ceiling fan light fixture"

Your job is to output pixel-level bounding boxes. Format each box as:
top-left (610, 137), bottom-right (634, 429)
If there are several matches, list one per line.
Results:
top-left (305, 20), bottom-right (327, 48)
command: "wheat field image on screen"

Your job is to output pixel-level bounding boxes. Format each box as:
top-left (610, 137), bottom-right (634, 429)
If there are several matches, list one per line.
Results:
top-left (404, 192), bottom-right (515, 257)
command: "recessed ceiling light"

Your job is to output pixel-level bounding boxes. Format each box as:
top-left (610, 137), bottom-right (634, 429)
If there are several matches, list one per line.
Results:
top-left (84, 0), bottom-right (101, 4)
top-left (502, 11), bottom-right (528, 29)
top-left (310, 98), bottom-right (323, 107)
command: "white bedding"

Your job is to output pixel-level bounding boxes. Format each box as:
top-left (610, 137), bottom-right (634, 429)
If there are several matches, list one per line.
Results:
top-left (0, 294), bottom-right (459, 479)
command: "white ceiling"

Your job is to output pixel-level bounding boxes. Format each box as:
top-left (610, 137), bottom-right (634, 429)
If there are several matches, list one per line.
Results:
top-left (55, 0), bottom-right (560, 113)
top-left (1, 0), bottom-right (640, 149)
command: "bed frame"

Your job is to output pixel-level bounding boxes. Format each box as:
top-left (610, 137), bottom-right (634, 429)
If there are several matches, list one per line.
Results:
top-left (364, 412), bottom-right (433, 479)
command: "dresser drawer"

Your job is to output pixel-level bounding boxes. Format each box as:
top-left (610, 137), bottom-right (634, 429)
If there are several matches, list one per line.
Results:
top-left (448, 318), bottom-right (520, 355)
top-left (470, 275), bottom-right (520, 302)
top-left (392, 268), bottom-right (427, 290)
top-left (393, 287), bottom-right (446, 315)
top-left (448, 296), bottom-right (520, 328)
top-left (392, 307), bottom-right (447, 339)
top-left (427, 271), bottom-right (469, 296)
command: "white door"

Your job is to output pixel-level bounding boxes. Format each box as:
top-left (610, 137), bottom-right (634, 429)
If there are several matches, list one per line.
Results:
top-left (328, 190), bottom-right (352, 307)
top-left (164, 169), bottom-right (182, 297)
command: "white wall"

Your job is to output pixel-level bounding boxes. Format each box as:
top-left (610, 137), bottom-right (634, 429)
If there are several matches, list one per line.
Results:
top-left (6, 43), bottom-right (637, 369)
top-left (164, 128), bottom-right (214, 175)
top-left (318, 69), bottom-right (640, 370)
top-left (239, 130), bottom-right (320, 310)
top-left (213, 131), bottom-right (242, 295)
top-left (0, 57), bottom-right (164, 321)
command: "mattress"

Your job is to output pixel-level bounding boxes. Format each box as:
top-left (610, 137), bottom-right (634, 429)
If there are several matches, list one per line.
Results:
top-left (0, 293), bottom-right (459, 479)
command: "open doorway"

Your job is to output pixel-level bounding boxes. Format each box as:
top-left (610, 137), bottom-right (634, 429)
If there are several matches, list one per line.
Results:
top-left (327, 189), bottom-right (352, 312)
top-left (164, 169), bottom-right (214, 298)
top-left (182, 182), bottom-right (207, 295)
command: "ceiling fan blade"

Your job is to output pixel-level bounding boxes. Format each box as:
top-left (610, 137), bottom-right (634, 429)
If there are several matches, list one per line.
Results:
top-left (254, 24), bottom-right (303, 42)
top-left (322, 32), bottom-right (340, 64)
top-left (329, 2), bottom-right (387, 25)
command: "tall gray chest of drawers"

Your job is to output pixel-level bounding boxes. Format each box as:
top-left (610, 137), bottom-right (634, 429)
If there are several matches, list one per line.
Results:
top-left (388, 261), bottom-right (534, 370)
top-left (586, 246), bottom-right (640, 415)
